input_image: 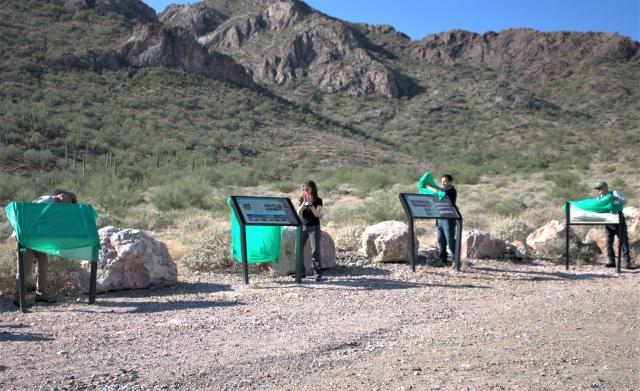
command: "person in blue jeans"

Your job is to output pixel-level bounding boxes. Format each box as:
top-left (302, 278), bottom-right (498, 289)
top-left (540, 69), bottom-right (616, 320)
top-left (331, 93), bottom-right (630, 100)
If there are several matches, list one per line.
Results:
top-left (297, 180), bottom-right (323, 281)
top-left (424, 175), bottom-right (457, 266)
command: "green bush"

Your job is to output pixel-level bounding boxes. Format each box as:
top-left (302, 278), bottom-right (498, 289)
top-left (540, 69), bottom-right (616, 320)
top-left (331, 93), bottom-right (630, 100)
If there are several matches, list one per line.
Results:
top-left (0, 245), bottom-right (16, 296)
top-left (335, 225), bottom-right (365, 250)
top-left (23, 149), bottom-right (53, 168)
top-left (181, 224), bottom-right (234, 272)
top-left (489, 198), bottom-right (527, 217)
top-left (151, 177), bottom-right (210, 211)
top-left (543, 171), bottom-right (589, 201)
top-left (494, 219), bottom-right (534, 242)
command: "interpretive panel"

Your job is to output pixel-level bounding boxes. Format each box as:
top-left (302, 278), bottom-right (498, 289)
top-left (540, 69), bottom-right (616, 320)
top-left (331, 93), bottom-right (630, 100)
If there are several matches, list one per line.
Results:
top-left (569, 204), bottom-right (619, 225)
top-left (400, 193), bottom-right (460, 220)
top-left (230, 196), bottom-right (299, 226)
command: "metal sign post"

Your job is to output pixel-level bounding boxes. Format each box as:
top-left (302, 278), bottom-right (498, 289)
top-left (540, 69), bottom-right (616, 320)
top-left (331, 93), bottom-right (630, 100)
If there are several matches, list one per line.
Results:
top-left (16, 242), bottom-right (26, 313)
top-left (399, 193), bottom-right (463, 271)
top-left (229, 196), bottom-right (302, 285)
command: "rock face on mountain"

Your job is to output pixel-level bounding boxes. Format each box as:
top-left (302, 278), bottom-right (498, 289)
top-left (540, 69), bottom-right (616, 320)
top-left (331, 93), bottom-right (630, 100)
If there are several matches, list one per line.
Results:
top-left (164, 0), bottom-right (403, 97)
top-left (410, 29), bottom-right (640, 75)
top-left (64, 0), bottom-right (156, 24)
top-left (119, 23), bottom-right (254, 88)
top-left (159, 3), bottom-right (228, 36)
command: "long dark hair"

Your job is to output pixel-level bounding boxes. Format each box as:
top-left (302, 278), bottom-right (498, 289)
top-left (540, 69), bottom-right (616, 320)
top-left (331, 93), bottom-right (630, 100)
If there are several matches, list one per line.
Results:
top-left (299, 179), bottom-right (319, 204)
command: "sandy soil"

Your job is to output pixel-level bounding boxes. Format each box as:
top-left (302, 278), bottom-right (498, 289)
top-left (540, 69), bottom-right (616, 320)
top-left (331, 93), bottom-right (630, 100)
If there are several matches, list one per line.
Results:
top-left (1, 255), bottom-right (638, 390)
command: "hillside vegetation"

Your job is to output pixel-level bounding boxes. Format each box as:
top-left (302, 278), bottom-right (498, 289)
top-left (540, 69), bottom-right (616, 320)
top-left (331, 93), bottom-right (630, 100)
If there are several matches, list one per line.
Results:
top-left (0, 0), bottom-right (638, 230)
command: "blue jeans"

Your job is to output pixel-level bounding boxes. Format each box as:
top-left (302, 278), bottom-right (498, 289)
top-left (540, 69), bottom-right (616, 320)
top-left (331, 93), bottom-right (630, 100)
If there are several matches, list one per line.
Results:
top-left (436, 219), bottom-right (456, 261)
top-left (301, 225), bottom-right (322, 276)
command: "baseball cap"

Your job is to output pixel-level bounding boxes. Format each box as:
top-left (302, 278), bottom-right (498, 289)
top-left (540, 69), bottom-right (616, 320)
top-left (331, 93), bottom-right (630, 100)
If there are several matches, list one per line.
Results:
top-left (594, 181), bottom-right (608, 190)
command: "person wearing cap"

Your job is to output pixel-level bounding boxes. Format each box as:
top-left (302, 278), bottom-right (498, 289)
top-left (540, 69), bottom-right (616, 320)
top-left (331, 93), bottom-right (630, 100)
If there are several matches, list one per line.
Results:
top-left (424, 174), bottom-right (457, 266)
top-left (14, 189), bottom-right (77, 306)
top-left (595, 181), bottom-right (631, 269)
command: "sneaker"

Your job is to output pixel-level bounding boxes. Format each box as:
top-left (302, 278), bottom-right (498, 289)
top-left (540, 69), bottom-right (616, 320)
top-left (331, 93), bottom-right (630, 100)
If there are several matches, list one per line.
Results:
top-left (314, 274), bottom-right (323, 282)
top-left (622, 261), bottom-right (631, 269)
top-left (604, 260), bottom-right (616, 268)
top-left (290, 274), bottom-right (306, 279)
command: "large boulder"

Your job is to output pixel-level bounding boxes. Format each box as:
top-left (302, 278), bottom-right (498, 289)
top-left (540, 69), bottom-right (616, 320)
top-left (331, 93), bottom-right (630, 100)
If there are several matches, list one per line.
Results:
top-left (360, 221), bottom-right (418, 263)
top-left (461, 230), bottom-right (507, 259)
top-left (271, 227), bottom-right (337, 276)
top-left (71, 226), bottom-right (177, 293)
top-left (624, 206), bottom-right (640, 239)
top-left (526, 220), bottom-right (581, 251)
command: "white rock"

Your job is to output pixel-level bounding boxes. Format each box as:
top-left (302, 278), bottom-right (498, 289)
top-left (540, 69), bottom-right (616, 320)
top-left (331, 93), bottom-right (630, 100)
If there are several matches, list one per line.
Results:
top-left (71, 227), bottom-right (178, 293)
top-left (360, 220), bottom-right (418, 263)
top-left (461, 230), bottom-right (507, 259)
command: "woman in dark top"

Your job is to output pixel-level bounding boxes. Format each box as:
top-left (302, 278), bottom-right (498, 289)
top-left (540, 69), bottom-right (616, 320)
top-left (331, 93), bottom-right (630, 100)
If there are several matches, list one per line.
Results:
top-left (297, 180), bottom-right (323, 281)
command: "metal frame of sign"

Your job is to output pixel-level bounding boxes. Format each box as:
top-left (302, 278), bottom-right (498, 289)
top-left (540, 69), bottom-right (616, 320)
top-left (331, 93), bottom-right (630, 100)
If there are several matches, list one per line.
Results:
top-left (229, 196), bottom-right (303, 284)
top-left (564, 202), bottom-right (622, 273)
top-left (16, 243), bottom-right (98, 313)
top-left (399, 193), bottom-right (463, 272)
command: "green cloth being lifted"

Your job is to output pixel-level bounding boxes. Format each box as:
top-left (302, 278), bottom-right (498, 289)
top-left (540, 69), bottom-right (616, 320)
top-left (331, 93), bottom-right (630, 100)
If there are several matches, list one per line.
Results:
top-left (417, 172), bottom-right (446, 199)
top-left (563, 194), bottom-right (624, 214)
top-left (5, 202), bottom-right (100, 262)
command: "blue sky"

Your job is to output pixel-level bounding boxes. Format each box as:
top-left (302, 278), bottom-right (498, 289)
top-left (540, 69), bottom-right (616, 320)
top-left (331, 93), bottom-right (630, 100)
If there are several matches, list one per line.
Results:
top-left (146, 0), bottom-right (639, 41)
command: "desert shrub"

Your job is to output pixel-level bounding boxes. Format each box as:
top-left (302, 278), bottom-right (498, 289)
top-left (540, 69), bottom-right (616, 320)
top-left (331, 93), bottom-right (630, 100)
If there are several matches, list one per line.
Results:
top-left (181, 224), bottom-right (233, 272)
top-left (95, 213), bottom-right (121, 229)
top-left (489, 198), bottom-right (527, 217)
top-left (531, 239), bottom-right (597, 263)
top-left (151, 177), bottom-right (210, 211)
top-left (335, 225), bottom-right (365, 250)
top-left (362, 195), bottom-right (405, 224)
top-left (543, 171), bottom-right (589, 200)
top-left (23, 149), bottom-right (53, 168)
top-left (494, 219), bottom-right (534, 242)
top-left (122, 209), bottom-right (178, 231)
top-left (0, 245), bottom-right (16, 296)
top-left (0, 145), bottom-right (22, 162)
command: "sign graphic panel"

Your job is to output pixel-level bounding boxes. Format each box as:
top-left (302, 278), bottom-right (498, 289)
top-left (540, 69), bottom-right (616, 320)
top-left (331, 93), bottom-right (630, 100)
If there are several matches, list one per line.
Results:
top-left (569, 204), bottom-right (619, 225)
top-left (233, 196), bottom-right (299, 225)
top-left (402, 193), bottom-right (460, 219)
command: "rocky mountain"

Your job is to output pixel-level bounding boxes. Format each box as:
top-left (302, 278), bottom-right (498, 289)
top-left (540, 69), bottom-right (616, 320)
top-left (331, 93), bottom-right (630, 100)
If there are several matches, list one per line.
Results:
top-left (0, 0), bottom-right (638, 182)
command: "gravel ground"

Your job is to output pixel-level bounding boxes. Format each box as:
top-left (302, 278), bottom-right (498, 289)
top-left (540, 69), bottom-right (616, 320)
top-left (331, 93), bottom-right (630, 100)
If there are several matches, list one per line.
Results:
top-left (1, 253), bottom-right (638, 390)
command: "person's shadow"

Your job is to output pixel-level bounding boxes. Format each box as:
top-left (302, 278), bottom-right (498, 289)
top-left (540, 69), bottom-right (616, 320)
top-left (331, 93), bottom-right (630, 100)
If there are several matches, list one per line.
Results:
top-left (0, 324), bottom-right (54, 342)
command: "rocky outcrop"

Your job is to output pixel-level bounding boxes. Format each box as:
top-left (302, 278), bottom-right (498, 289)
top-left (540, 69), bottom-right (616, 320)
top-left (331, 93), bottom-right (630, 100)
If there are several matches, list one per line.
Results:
top-left (410, 29), bottom-right (640, 75)
top-left (461, 230), bottom-right (507, 260)
top-left (71, 226), bottom-right (177, 293)
top-left (195, 1), bottom-right (402, 97)
top-left (119, 23), bottom-right (255, 88)
top-left (64, 0), bottom-right (156, 24)
top-left (272, 226), bottom-right (337, 276)
top-left (159, 3), bottom-right (228, 37)
top-left (361, 221), bottom-right (418, 263)
top-left (44, 51), bottom-right (122, 72)
top-left (526, 220), bottom-right (581, 251)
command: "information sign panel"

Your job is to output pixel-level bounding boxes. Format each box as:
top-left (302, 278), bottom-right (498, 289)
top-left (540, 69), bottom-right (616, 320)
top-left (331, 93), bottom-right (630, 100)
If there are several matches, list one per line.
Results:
top-left (231, 196), bottom-right (299, 226)
top-left (569, 204), bottom-right (619, 225)
top-left (401, 193), bottom-right (460, 220)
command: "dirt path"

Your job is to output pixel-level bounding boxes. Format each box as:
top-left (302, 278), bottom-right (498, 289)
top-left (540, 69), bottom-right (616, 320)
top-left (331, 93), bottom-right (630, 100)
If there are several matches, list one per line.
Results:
top-left (1, 259), bottom-right (638, 390)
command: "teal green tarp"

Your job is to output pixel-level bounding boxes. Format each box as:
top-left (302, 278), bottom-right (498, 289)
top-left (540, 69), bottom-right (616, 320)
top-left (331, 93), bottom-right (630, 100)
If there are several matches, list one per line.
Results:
top-left (5, 202), bottom-right (100, 262)
top-left (563, 194), bottom-right (623, 214)
top-left (228, 199), bottom-right (282, 264)
top-left (417, 171), bottom-right (446, 199)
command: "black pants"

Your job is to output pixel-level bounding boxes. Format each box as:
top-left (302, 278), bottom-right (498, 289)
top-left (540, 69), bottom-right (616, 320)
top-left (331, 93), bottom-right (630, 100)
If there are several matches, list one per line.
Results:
top-left (605, 215), bottom-right (630, 263)
top-left (301, 225), bottom-right (322, 276)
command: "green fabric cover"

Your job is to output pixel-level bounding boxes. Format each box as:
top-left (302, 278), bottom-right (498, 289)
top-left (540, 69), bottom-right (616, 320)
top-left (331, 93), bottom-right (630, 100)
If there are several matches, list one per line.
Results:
top-left (5, 202), bottom-right (100, 262)
top-left (417, 171), bottom-right (446, 199)
top-left (564, 194), bottom-right (624, 214)
top-left (228, 199), bottom-right (282, 264)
